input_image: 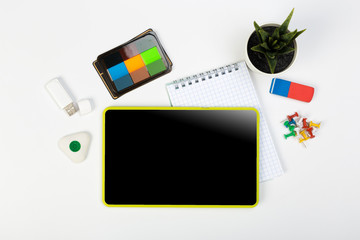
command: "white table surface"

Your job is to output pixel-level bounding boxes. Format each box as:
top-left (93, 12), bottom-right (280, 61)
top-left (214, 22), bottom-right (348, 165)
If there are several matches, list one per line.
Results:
top-left (1, 0), bottom-right (360, 239)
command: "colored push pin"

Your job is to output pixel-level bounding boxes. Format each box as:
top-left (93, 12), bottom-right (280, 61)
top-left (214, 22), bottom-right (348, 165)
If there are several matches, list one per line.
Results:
top-left (306, 127), bottom-right (315, 139)
top-left (284, 121), bottom-right (293, 128)
top-left (299, 130), bottom-right (309, 140)
top-left (284, 121), bottom-right (290, 128)
top-left (287, 112), bottom-right (299, 121)
top-left (284, 119), bottom-right (297, 127)
top-left (302, 118), bottom-right (309, 129)
top-left (299, 138), bottom-right (308, 148)
top-left (299, 137), bottom-right (309, 143)
top-left (309, 121), bottom-right (321, 129)
top-left (289, 119), bottom-right (297, 126)
top-left (284, 131), bottom-right (296, 139)
top-left (281, 112), bottom-right (299, 123)
top-left (299, 130), bottom-right (309, 145)
top-left (289, 125), bottom-right (296, 132)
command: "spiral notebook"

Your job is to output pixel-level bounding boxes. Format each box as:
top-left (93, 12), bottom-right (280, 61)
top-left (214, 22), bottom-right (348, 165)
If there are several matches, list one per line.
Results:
top-left (166, 61), bottom-right (283, 182)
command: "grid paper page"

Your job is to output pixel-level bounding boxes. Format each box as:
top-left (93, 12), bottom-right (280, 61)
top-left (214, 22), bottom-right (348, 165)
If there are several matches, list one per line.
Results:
top-left (166, 61), bottom-right (283, 182)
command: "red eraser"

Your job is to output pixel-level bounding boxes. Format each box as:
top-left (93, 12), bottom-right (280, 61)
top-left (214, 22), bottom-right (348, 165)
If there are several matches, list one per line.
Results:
top-left (270, 78), bottom-right (315, 103)
top-left (288, 82), bottom-right (314, 102)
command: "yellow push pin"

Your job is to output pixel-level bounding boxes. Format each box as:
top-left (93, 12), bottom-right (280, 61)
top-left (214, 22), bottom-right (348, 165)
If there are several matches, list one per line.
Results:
top-left (309, 121), bottom-right (321, 129)
top-left (300, 130), bottom-right (309, 140)
top-left (299, 136), bottom-right (308, 148)
top-left (299, 137), bottom-right (309, 143)
top-left (298, 130), bottom-right (310, 148)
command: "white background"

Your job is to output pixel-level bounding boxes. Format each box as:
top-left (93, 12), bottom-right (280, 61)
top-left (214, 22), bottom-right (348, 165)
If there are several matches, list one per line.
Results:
top-left (1, 0), bottom-right (360, 239)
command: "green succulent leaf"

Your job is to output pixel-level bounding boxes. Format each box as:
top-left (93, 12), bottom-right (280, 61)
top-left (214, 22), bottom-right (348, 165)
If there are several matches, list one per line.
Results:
top-left (272, 28), bottom-right (280, 40)
top-left (281, 30), bottom-right (298, 43)
top-left (268, 37), bottom-right (274, 46)
top-left (273, 44), bottom-right (280, 50)
top-left (258, 29), bottom-right (269, 43)
top-left (266, 51), bottom-right (277, 60)
top-left (293, 29), bottom-right (306, 39)
top-left (278, 46), bottom-right (295, 55)
top-left (272, 40), bottom-right (278, 47)
top-left (265, 55), bottom-right (277, 74)
top-left (276, 41), bottom-right (287, 50)
top-left (260, 42), bottom-right (271, 50)
top-left (253, 21), bottom-right (263, 42)
top-left (279, 8), bottom-right (294, 35)
top-left (251, 44), bottom-right (266, 54)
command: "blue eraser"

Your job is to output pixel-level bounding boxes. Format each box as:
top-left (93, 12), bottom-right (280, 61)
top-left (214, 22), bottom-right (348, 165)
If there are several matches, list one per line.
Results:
top-left (269, 78), bottom-right (291, 97)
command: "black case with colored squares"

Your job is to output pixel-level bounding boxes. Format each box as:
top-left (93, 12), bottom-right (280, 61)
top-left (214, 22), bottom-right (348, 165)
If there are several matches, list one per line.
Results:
top-left (93, 29), bottom-right (173, 99)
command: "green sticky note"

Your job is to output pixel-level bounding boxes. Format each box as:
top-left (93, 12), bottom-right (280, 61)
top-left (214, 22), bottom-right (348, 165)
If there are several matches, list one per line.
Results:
top-left (140, 47), bottom-right (162, 65)
top-left (146, 59), bottom-right (167, 76)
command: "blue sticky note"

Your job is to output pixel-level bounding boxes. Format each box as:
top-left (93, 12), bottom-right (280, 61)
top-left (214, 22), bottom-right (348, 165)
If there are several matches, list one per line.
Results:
top-left (113, 74), bottom-right (133, 91)
top-left (108, 62), bottom-right (129, 81)
top-left (269, 78), bottom-right (291, 97)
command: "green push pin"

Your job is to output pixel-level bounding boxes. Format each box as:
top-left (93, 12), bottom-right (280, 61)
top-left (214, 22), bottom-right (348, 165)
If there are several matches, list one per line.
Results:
top-left (289, 125), bottom-right (296, 132)
top-left (284, 131), bottom-right (296, 139)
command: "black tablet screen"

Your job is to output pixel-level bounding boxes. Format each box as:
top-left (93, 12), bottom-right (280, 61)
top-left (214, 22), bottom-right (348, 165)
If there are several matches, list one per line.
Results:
top-left (104, 108), bottom-right (258, 206)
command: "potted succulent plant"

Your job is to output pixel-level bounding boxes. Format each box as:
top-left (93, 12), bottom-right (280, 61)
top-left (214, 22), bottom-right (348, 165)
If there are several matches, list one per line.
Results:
top-left (245, 9), bottom-right (306, 75)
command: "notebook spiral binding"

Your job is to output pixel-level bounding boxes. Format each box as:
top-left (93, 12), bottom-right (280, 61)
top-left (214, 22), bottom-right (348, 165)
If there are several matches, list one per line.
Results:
top-left (171, 62), bottom-right (241, 90)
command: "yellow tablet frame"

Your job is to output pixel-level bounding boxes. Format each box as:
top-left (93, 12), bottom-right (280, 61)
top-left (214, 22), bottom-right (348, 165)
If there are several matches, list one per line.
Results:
top-left (102, 106), bottom-right (260, 208)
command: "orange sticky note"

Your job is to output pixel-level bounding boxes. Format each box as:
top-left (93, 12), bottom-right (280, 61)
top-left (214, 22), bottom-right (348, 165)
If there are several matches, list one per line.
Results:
top-left (124, 55), bottom-right (145, 73)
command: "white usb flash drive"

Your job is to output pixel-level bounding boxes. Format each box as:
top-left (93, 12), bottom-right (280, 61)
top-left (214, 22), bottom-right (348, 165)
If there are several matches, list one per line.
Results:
top-left (45, 78), bottom-right (93, 117)
top-left (45, 78), bottom-right (77, 116)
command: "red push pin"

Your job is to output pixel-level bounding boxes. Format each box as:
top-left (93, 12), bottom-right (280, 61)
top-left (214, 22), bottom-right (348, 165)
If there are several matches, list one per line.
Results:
top-left (302, 118), bottom-right (309, 129)
top-left (306, 127), bottom-right (315, 139)
top-left (287, 112), bottom-right (299, 121)
top-left (281, 112), bottom-right (299, 123)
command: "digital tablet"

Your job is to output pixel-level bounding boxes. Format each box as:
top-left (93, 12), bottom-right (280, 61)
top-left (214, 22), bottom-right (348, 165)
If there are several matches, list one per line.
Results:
top-left (103, 107), bottom-right (259, 207)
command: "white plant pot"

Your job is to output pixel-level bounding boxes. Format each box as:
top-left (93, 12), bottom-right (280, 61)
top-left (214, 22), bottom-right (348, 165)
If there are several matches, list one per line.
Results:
top-left (244, 24), bottom-right (298, 76)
